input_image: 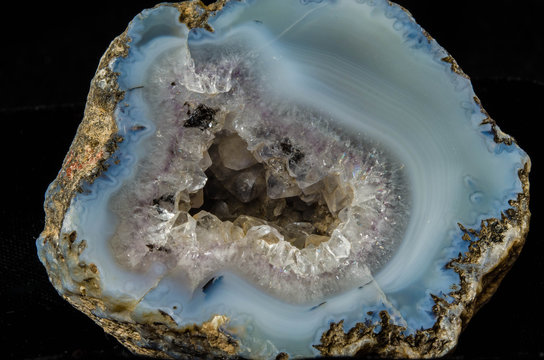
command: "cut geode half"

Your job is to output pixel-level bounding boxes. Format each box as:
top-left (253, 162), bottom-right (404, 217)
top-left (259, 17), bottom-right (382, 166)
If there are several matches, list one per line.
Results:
top-left (37, 0), bottom-right (530, 359)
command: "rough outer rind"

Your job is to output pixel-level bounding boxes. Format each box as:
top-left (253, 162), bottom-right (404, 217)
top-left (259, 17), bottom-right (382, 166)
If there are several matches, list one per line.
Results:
top-left (314, 7), bottom-right (531, 358)
top-left (315, 164), bottom-right (530, 358)
top-left (37, 1), bottom-right (531, 359)
top-left (38, 2), bottom-right (240, 359)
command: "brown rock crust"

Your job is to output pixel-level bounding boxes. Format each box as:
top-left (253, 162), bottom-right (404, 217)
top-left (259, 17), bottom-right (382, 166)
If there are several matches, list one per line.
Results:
top-left (314, 5), bottom-right (531, 358)
top-left (38, 1), bottom-right (240, 358)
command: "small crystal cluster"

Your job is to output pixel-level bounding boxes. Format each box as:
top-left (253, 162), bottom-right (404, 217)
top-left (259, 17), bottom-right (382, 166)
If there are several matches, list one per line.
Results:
top-left (109, 36), bottom-right (410, 304)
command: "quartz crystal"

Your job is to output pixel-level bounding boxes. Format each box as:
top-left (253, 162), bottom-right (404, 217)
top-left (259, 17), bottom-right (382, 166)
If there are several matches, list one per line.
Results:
top-left (37, 0), bottom-right (530, 359)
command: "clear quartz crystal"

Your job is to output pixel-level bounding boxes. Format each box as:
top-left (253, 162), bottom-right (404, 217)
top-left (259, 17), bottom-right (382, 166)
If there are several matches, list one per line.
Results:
top-left (107, 27), bottom-right (411, 305)
top-left (219, 134), bottom-right (258, 170)
top-left (224, 165), bottom-right (265, 203)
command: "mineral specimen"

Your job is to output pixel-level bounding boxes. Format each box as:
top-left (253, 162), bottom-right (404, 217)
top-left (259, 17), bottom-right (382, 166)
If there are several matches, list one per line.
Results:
top-left (37, 0), bottom-right (530, 358)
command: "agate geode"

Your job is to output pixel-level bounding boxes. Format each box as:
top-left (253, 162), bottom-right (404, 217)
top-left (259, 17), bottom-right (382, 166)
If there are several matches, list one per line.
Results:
top-left (37, 0), bottom-right (531, 358)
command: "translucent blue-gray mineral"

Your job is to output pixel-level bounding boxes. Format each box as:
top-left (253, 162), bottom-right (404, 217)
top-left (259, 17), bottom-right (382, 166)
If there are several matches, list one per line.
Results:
top-left (37, 0), bottom-right (530, 358)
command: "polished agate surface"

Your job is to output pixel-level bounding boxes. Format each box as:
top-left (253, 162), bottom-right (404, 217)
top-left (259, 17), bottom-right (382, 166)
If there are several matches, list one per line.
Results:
top-left (37, 0), bottom-right (530, 358)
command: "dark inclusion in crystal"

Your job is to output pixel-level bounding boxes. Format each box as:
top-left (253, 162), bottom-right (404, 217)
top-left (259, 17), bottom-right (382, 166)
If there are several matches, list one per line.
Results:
top-left (183, 103), bottom-right (217, 130)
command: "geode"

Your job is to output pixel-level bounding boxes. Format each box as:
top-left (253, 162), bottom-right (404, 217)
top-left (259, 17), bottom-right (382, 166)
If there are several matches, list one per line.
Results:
top-left (37, 0), bottom-right (531, 358)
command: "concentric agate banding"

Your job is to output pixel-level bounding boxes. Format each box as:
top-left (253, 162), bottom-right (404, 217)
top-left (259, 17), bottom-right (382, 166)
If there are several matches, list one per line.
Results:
top-left (37, 0), bottom-right (531, 358)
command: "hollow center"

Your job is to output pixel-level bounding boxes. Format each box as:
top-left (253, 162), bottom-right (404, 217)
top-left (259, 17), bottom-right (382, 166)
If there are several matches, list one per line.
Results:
top-left (186, 130), bottom-right (346, 249)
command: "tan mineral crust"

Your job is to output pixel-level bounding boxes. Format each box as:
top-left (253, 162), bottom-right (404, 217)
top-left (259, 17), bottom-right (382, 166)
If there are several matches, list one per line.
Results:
top-left (38, 1), bottom-right (531, 359)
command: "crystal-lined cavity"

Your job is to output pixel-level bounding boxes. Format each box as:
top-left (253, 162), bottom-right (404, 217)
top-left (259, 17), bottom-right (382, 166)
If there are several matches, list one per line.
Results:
top-left (109, 33), bottom-right (411, 303)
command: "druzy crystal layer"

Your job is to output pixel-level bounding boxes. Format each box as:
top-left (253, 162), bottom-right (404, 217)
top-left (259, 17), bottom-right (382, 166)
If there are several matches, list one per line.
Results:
top-left (37, 0), bottom-right (530, 359)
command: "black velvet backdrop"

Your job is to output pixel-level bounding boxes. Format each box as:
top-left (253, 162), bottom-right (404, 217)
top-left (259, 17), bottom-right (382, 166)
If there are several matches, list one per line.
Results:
top-left (1, 1), bottom-right (542, 359)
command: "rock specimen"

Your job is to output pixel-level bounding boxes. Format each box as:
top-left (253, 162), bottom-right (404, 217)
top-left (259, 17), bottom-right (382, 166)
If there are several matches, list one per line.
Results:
top-left (37, 0), bottom-right (531, 358)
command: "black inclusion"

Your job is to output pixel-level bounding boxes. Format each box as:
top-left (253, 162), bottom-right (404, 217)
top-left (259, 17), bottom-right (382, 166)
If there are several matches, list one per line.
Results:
top-left (183, 104), bottom-right (217, 130)
top-left (152, 193), bottom-right (175, 214)
top-left (280, 137), bottom-right (305, 165)
top-left (152, 193), bottom-right (175, 206)
top-left (309, 301), bottom-right (326, 311)
top-left (280, 137), bottom-right (294, 154)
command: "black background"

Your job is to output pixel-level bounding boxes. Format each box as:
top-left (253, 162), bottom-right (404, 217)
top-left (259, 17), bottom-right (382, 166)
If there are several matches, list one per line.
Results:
top-left (1, 1), bottom-right (542, 359)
